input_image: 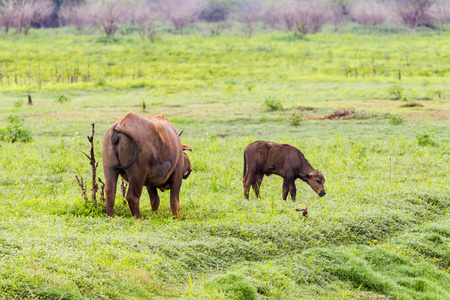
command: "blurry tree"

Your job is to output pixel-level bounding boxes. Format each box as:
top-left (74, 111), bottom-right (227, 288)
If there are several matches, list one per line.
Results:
top-left (296, 3), bottom-right (328, 36)
top-left (160, 0), bottom-right (204, 32)
top-left (59, 1), bottom-right (91, 30)
top-left (395, 0), bottom-right (437, 29)
top-left (199, 1), bottom-right (230, 35)
top-left (126, 0), bottom-right (160, 42)
top-left (237, 2), bottom-right (261, 38)
top-left (350, 2), bottom-right (388, 27)
top-left (428, 0), bottom-right (450, 28)
top-left (328, 0), bottom-right (355, 30)
top-left (199, 1), bottom-right (228, 22)
top-left (0, 0), bottom-right (16, 34)
top-left (14, 0), bottom-right (54, 34)
top-left (95, 0), bottom-right (124, 36)
top-left (277, 2), bottom-right (328, 37)
top-left (261, 4), bottom-right (280, 29)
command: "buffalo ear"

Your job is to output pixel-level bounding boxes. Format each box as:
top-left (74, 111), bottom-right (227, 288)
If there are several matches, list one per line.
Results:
top-left (306, 172), bottom-right (313, 179)
top-left (182, 144), bottom-right (192, 152)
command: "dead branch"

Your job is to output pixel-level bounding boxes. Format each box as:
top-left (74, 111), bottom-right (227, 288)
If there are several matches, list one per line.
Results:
top-left (98, 177), bottom-right (105, 202)
top-left (82, 123), bottom-right (99, 202)
top-left (121, 178), bottom-right (128, 198)
top-left (75, 175), bottom-right (89, 202)
top-left (295, 205), bottom-right (308, 217)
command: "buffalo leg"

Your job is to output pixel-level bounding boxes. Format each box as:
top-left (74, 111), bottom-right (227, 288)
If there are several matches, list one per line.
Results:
top-left (282, 178), bottom-right (289, 200)
top-left (243, 176), bottom-right (251, 199)
top-left (147, 186), bottom-right (160, 212)
top-left (126, 180), bottom-right (145, 219)
top-left (104, 169), bottom-right (120, 217)
top-left (169, 177), bottom-right (182, 219)
top-left (252, 172), bottom-right (264, 198)
top-left (289, 180), bottom-right (297, 201)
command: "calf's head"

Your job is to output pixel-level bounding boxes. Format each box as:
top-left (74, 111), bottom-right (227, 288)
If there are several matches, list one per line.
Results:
top-left (305, 170), bottom-right (326, 197)
top-left (182, 144), bottom-right (192, 179)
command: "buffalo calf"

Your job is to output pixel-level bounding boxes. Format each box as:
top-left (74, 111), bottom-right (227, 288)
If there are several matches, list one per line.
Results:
top-left (243, 141), bottom-right (326, 200)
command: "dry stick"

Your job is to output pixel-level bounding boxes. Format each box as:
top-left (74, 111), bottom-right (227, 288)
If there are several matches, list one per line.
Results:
top-left (75, 175), bottom-right (89, 202)
top-left (121, 179), bottom-right (128, 198)
top-left (98, 178), bottom-right (106, 202)
top-left (28, 94), bottom-right (32, 105)
top-left (82, 123), bottom-right (99, 202)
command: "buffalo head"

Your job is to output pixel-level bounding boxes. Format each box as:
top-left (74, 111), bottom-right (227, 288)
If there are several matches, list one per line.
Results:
top-left (182, 144), bottom-right (192, 179)
top-left (305, 170), bottom-right (326, 197)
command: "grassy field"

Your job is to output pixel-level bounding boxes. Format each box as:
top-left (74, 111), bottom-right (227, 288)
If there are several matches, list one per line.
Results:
top-left (0, 27), bottom-right (450, 299)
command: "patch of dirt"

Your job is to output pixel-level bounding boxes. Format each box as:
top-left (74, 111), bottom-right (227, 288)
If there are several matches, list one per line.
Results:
top-left (319, 109), bottom-right (362, 120)
top-left (400, 102), bottom-right (424, 108)
top-left (294, 106), bottom-right (314, 111)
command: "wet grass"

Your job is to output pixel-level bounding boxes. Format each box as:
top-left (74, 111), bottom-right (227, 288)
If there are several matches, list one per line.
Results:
top-left (0, 29), bottom-right (449, 299)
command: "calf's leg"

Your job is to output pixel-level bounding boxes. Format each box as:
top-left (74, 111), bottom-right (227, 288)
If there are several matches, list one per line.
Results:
top-left (252, 172), bottom-right (264, 198)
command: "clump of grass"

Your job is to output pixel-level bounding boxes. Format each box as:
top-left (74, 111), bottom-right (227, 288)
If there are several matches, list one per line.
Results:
top-left (388, 84), bottom-right (403, 100)
top-left (263, 97), bottom-right (283, 111)
top-left (13, 100), bottom-right (24, 107)
top-left (416, 132), bottom-right (437, 147)
top-left (207, 272), bottom-right (258, 300)
top-left (56, 95), bottom-right (71, 103)
top-left (289, 112), bottom-right (302, 126)
top-left (389, 114), bottom-right (404, 125)
top-left (0, 115), bottom-right (32, 143)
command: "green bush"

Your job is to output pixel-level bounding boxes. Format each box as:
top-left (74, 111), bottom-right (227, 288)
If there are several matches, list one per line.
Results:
top-left (289, 112), bottom-right (302, 126)
top-left (56, 95), bottom-right (71, 103)
top-left (208, 272), bottom-right (258, 300)
top-left (0, 115), bottom-right (33, 143)
top-left (388, 84), bottom-right (403, 100)
top-left (389, 114), bottom-right (404, 125)
top-left (416, 132), bottom-right (437, 147)
top-left (263, 97), bottom-right (283, 111)
top-left (14, 100), bottom-right (24, 107)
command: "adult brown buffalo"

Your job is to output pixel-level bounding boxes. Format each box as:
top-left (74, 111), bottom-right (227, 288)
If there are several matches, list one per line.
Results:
top-left (243, 140), bottom-right (326, 200)
top-left (102, 113), bottom-right (192, 219)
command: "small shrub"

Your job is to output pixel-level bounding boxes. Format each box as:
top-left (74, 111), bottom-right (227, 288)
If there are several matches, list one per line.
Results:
top-left (416, 132), bottom-right (437, 147)
top-left (208, 272), bottom-right (258, 300)
top-left (14, 100), bottom-right (24, 108)
top-left (56, 95), bottom-right (71, 103)
top-left (389, 114), bottom-right (404, 125)
top-left (263, 97), bottom-right (283, 111)
top-left (289, 113), bottom-right (302, 126)
top-left (97, 78), bottom-right (107, 86)
top-left (388, 84), bottom-right (403, 100)
top-left (0, 115), bottom-right (32, 143)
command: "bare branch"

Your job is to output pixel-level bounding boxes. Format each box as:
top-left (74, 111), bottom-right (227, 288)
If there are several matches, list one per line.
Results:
top-left (75, 175), bottom-right (89, 202)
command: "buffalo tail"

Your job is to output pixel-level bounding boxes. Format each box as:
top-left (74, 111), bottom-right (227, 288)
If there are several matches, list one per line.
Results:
top-left (112, 123), bottom-right (138, 171)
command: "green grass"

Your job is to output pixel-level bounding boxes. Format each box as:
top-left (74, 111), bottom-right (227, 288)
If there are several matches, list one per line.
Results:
top-left (0, 28), bottom-right (449, 299)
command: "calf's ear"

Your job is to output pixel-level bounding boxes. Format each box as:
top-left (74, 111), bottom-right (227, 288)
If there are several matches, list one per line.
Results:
top-left (182, 144), bottom-right (192, 152)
